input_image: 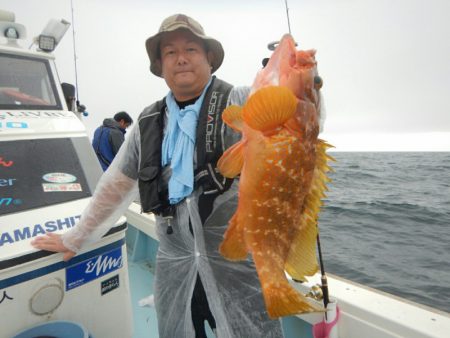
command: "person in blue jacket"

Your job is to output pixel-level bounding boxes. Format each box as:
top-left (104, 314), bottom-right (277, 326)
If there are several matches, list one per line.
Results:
top-left (92, 111), bottom-right (133, 171)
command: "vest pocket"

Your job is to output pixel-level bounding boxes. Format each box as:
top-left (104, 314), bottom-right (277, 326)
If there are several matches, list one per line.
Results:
top-left (138, 165), bottom-right (161, 213)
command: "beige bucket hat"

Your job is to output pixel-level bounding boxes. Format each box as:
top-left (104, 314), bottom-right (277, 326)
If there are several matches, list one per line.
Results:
top-left (145, 14), bottom-right (224, 77)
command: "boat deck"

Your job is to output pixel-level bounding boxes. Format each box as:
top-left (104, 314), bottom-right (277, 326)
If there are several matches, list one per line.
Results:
top-left (128, 258), bottom-right (218, 337)
top-left (128, 260), bottom-right (159, 338)
top-left (125, 224), bottom-right (313, 338)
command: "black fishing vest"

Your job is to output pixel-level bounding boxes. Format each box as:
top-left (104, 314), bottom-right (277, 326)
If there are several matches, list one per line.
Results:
top-left (137, 77), bottom-right (234, 220)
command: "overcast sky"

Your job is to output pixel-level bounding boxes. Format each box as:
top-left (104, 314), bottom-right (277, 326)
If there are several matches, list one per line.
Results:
top-left (2, 0), bottom-right (450, 151)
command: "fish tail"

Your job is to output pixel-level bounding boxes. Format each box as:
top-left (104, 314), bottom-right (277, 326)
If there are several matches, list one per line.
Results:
top-left (263, 281), bottom-right (323, 319)
top-left (219, 214), bottom-right (247, 260)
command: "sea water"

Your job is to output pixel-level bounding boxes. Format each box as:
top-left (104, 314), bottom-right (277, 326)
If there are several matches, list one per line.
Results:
top-left (318, 152), bottom-right (450, 313)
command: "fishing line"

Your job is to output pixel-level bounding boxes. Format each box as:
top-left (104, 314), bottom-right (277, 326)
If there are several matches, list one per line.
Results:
top-left (70, 0), bottom-right (80, 104)
top-left (284, 0), bottom-right (292, 34)
top-left (267, 0), bottom-right (293, 51)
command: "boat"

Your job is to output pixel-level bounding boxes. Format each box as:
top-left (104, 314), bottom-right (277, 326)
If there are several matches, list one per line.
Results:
top-left (1, 8), bottom-right (449, 338)
top-left (0, 9), bottom-right (132, 338)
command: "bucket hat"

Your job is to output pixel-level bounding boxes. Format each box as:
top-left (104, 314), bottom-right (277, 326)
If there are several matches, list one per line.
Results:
top-left (145, 14), bottom-right (224, 77)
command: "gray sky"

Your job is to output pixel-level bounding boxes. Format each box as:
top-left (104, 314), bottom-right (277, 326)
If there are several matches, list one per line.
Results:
top-left (2, 0), bottom-right (450, 150)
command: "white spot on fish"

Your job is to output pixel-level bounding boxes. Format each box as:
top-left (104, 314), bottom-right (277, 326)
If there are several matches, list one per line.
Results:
top-left (275, 160), bottom-right (286, 172)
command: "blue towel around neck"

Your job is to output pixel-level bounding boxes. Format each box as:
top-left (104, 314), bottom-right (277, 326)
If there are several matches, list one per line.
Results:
top-left (162, 78), bottom-right (212, 204)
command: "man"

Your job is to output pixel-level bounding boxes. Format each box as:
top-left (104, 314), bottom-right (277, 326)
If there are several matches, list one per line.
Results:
top-left (32, 14), bottom-right (283, 338)
top-left (92, 111), bottom-right (133, 170)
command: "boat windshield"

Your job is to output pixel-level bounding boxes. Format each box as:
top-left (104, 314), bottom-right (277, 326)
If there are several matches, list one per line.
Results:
top-left (0, 53), bottom-right (62, 110)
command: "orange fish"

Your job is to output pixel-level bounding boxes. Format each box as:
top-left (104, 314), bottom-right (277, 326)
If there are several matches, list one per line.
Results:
top-left (218, 34), bottom-right (334, 318)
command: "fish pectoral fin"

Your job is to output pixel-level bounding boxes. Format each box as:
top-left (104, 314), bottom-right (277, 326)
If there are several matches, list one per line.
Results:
top-left (264, 281), bottom-right (324, 318)
top-left (219, 213), bottom-right (247, 261)
top-left (217, 141), bottom-right (244, 178)
top-left (243, 86), bottom-right (297, 132)
top-left (222, 105), bottom-right (244, 132)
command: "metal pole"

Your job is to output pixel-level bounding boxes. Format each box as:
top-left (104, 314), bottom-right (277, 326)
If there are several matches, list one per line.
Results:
top-left (70, 0), bottom-right (80, 103)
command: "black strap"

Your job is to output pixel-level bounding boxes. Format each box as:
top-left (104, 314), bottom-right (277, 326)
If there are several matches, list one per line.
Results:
top-left (194, 77), bottom-right (233, 195)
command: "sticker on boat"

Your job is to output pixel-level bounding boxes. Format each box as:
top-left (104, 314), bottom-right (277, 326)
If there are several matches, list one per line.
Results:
top-left (42, 172), bottom-right (77, 183)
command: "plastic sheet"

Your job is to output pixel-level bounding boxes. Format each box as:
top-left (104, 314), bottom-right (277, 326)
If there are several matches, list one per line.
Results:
top-left (60, 85), bottom-right (286, 337)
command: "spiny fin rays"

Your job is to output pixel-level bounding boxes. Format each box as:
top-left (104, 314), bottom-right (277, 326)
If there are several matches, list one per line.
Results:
top-left (285, 139), bottom-right (334, 280)
top-left (217, 141), bottom-right (244, 178)
top-left (222, 105), bottom-right (244, 132)
top-left (243, 86), bottom-right (298, 132)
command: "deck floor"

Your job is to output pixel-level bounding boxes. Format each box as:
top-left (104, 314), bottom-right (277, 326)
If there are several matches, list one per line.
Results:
top-left (128, 260), bottom-right (159, 338)
top-left (128, 259), bottom-right (216, 338)
top-left (125, 225), bottom-right (312, 338)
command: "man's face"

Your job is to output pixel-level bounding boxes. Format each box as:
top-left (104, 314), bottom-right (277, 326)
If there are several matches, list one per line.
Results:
top-left (118, 120), bottom-right (130, 129)
top-left (159, 29), bottom-right (213, 101)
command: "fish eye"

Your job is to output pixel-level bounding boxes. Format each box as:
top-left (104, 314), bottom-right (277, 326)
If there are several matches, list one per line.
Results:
top-left (314, 76), bottom-right (323, 90)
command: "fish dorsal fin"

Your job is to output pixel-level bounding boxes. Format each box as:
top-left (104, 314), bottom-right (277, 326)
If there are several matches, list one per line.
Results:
top-left (222, 105), bottom-right (244, 132)
top-left (217, 141), bottom-right (244, 178)
top-left (243, 86), bottom-right (297, 132)
top-left (285, 139), bottom-right (335, 281)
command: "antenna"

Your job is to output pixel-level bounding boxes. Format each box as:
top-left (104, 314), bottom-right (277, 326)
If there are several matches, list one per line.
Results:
top-left (70, 0), bottom-right (80, 103)
top-left (284, 0), bottom-right (292, 34)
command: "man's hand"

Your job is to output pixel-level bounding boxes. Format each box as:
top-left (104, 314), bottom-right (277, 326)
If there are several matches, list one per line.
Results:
top-left (31, 232), bottom-right (76, 261)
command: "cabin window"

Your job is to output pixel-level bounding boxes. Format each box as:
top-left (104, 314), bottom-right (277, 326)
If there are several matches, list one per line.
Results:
top-left (0, 53), bottom-right (62, 110)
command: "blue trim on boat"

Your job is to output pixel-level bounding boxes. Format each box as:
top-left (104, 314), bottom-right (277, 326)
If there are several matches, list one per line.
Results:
top-left (0, 222), bottom-right (127, 270)
top-left (0, 238), bottom-right (125, 289)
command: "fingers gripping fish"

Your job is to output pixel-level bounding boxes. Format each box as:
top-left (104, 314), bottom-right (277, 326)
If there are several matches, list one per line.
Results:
top-left (217, 34), bottom-right (334, 318)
